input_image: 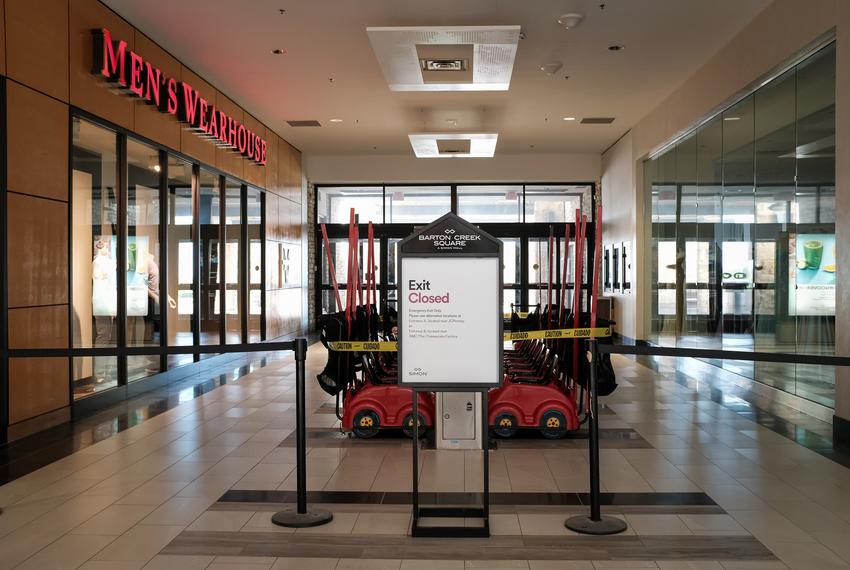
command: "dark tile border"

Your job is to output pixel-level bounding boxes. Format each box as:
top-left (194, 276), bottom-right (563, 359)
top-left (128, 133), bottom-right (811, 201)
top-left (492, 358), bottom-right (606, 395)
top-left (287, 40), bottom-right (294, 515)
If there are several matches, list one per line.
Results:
top-left (218, 489), bottom-right (718, 507)
top-left (161, 530), bottom-right (776, 561)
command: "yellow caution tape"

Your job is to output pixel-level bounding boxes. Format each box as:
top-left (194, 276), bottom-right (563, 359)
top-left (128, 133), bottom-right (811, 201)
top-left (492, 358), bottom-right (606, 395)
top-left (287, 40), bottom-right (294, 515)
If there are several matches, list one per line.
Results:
top-left (503, 312), bottom-right (531, 318)
top-left (328, 341), bottom-right (398, 352)
top-left (503, 327), bottom-right (611, 341)
top-left (327, 327), bottom-right (611, 352)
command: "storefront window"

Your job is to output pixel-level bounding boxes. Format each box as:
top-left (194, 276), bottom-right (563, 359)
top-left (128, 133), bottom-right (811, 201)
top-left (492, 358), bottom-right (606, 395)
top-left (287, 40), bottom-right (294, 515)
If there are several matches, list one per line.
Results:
top-left (247, 187), bottom-right (263, 342)
top-left (524, 185), bottom-right (589, 223)
top-left (199, 170), bottom-right (221, 347)
top-left (457, 185), bottom-right (521, 223)
top-left (385, 186), bottom-right (450, 223)
top-left (71, 118), bottom-right (119, 399)
top-left (317, 186), bottom-right (383, 224)
top-left (126, 139), bottom-right (163, 382)
top-left (67, 110), bottom-right (271, 398)
top-left (645, 42), bottom-right (836, 407)
top-left (167, 157), bottom-right (194, 369)
top-left (225, 179), bottom-right (243, 344)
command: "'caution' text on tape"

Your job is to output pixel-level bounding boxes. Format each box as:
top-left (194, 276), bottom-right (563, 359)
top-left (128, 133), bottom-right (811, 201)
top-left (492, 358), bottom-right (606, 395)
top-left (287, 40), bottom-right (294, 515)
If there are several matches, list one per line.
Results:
top-left (327, 327), bottom-right (611, 352)
top-left (502, 327), bottom-right (611, 341)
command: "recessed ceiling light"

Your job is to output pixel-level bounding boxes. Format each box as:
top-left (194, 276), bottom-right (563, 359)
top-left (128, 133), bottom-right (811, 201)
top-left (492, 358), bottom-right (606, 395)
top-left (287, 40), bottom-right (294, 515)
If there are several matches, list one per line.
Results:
top-left (724, 116), bottom-right (741, 121)
top-left (562, 117), bottom-right (576, 121)
top-left (557, 13), bottom-right (584, 29)
top-left (539, 62), bottom-right (563, 75)
top-left (608, 44), bottom-right (625, 51)
top-left (329, 118), bottom-right (343, 123)
top-left (272, 48), bottom-right (286, 55)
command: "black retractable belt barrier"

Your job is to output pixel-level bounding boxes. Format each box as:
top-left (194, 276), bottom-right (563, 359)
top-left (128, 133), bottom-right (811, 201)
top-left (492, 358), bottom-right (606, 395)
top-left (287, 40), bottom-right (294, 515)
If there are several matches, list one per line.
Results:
top-left (565, 339), bottom-right (628, 535)
top-left (272, 339), bottom-right (333, 528)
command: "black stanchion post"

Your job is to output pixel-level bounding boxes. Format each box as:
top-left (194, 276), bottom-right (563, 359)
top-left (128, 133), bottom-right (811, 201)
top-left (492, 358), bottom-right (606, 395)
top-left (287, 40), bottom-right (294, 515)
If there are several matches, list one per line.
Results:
top-left (272, 338), bottom-right (333, 528)
top-left (565, 338), bottom-right (627, 535)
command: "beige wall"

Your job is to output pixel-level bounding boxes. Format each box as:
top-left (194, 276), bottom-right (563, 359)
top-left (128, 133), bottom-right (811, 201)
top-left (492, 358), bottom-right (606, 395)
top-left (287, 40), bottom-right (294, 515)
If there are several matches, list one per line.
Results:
top-left (2, 0), bottom-right (306, 437)
top-left (600, 132), bottom-right (640, 340)
top-left (305, 152), bottom-right (601, 184)
top-left (600, 0), bottom-right (850, 419)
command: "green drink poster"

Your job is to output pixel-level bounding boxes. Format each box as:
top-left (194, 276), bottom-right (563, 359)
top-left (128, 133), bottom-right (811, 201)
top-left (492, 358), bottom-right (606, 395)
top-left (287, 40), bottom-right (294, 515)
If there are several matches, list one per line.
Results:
top-left (789, 233), bottom-right (835, 316)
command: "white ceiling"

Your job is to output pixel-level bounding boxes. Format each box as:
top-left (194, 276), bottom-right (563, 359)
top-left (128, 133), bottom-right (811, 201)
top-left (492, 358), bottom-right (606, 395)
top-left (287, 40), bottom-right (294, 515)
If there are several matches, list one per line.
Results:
top-left (102, 0), bottom-right (770, 157)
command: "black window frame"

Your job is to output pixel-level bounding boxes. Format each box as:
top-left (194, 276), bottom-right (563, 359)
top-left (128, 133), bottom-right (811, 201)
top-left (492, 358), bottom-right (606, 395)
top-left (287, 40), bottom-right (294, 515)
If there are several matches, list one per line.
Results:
top-left (67, 109), bottom-right (267, 413)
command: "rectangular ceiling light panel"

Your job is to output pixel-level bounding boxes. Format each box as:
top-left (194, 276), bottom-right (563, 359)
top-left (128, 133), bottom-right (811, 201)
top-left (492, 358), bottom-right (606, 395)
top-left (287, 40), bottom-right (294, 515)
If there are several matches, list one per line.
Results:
top-left (367, 26), bottom-right (520, 91)
top-left (409, 133), bottom-right (498, 158)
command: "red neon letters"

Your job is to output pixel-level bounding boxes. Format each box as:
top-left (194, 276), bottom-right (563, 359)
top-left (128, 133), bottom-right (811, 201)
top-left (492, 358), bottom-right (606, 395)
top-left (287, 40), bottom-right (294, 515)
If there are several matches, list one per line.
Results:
top-left (93, 28), bottom-right (267, 165)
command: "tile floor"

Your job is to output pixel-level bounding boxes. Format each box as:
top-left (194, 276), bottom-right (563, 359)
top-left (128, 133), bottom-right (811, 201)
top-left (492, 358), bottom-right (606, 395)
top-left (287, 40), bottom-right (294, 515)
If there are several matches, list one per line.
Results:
top-left (0, 344), bottom-right (848, 568)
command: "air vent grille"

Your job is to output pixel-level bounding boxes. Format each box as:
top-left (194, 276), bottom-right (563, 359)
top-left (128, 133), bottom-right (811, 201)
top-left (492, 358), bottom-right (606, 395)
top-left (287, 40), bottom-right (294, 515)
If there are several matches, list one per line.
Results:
top-left (581, 117), bottom-right (615, 124)
top-left (287, 120), bottom-right (321, 127)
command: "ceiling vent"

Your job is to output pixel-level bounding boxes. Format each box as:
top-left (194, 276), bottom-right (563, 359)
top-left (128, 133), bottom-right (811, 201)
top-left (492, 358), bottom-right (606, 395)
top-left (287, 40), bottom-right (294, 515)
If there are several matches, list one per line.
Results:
top-left (367, 26), bottom-right (521, 91)
top-left (286, 120), bottom-right (321, 127)
top-left (436, 139), bottom-right (472, 155)
top-left (409, 133), bottom-right (498, 158)
top-left (580, 117), bottom-right (615, 124)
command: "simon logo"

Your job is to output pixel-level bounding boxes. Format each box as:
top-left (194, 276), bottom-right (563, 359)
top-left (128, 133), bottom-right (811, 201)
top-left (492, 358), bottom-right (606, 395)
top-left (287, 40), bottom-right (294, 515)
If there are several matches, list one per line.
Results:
top-left (408, 367), bottom-right (429, 377)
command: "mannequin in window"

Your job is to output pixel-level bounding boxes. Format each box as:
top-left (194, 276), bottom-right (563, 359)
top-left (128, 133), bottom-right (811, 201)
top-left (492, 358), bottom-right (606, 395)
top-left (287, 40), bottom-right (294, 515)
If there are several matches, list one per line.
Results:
top-left (92, 240), bottom-right (116, 345)
top-left (92, 239), bottom-right (117, 386)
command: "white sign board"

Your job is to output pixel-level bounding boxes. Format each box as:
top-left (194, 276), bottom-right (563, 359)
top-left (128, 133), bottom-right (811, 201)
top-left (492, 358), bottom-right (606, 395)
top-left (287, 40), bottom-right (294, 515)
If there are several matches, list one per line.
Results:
top-left (400, 257), bottom-right (499, 387)
top-left (398, 213), bottom-right (503, 390)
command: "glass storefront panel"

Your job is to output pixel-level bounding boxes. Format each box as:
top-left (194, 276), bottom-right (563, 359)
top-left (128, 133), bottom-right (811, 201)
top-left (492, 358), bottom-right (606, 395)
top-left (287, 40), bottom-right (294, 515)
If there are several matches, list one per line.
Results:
top-left (457, 185), bottom-right (521, 223)
top-left (225, 179), bottom-right (243, 344)
top-left (644, 42), bottom-right (836, 407)
top-left (385, 186), bottom-right (450, 223)
top-left (793, 43), bottom-right (836, 407)
top-left (199, 170), bottom-right (221, 347)
top-left (126, 139), bottom-right (163, 382)
top-left (247, 187), bottom-right (263, 342)
top-left (71, 118), bottom-right (119, 399)
top-left (67, 114), bottom-right (271, 399)
top-left (167, 157), bottom-right (194, 369)
top-left (524, 185), bottom-right (590, 223)
top-left (317, 186), bottom-right (383, 224)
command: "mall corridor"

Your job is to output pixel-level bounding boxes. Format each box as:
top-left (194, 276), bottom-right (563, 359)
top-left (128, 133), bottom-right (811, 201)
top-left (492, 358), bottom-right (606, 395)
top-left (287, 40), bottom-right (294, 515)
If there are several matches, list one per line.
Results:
top-left (0, 346), bottom-right (847, 569)
top-left (1, 0), bottom-right (850, 568)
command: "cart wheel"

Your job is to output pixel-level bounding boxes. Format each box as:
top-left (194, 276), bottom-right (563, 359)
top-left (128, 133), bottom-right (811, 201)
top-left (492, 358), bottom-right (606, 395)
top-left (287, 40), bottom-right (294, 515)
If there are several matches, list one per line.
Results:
top-left (352, 409), bottom-right (380, 438)
top-left (539, 410), bottom-right (568, 439)
top-left (493, 412), bottom-right (519, 438)
top-left (401, 413), bottom-right (427, 438)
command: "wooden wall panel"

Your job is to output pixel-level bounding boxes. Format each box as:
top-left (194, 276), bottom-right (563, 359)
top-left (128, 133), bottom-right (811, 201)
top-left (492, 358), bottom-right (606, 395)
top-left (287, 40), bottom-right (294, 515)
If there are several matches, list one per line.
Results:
top-left (290, 148), bottom-right (303, 204)
top-left (7, 193), bottom-right (69, 307)
top-left (265, 192), bottom-right (279, 241)
top-left (278, 139), bottom-right (291, 198)
top-left (70, 0), bottom-right (134, 129)
top-left (282, 198), bottom-right (295, 242)
top-left (215, 92), bottom-right (244, 179)
top-left (6, 0), bottom-right (69, 101)
top-left (133, 32), bottom-right (181, 150)
top-left (243, 114), bottom-right (265, 188)
top-left (7, 82), bottom-right (69, 202)
top-left (8, 357), bottom-right (69, 424)
top-left (0, 0), bottom-right (6, 76)
top-left (8, 305), bottom-right (69, 348)
top-left (179, 68), bottom-right (216, 166)
top-left (264, 131), bottom-right (278, 194)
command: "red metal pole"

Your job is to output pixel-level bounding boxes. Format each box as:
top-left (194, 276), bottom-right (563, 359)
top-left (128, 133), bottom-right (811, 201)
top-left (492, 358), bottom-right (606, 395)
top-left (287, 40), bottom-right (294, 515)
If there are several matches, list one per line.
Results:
top-left (320, 224), bottom-right (342, 312)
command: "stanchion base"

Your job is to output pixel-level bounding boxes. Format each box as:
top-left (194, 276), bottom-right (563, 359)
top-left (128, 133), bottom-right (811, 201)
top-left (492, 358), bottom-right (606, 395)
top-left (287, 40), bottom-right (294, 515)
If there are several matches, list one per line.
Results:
top-left (565, 515), bottom-right (628, 535)
top-left (271, 509), bottom-right (333, 528)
